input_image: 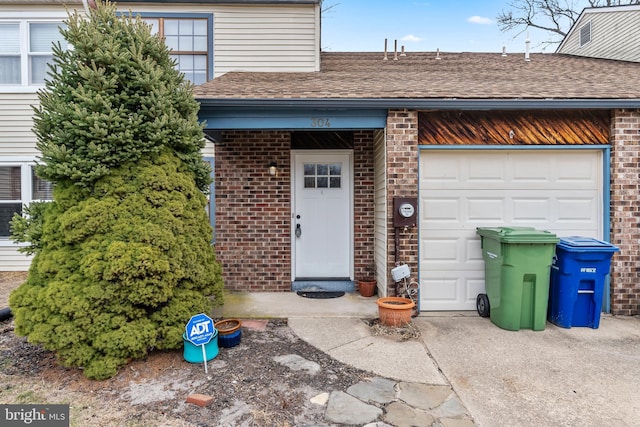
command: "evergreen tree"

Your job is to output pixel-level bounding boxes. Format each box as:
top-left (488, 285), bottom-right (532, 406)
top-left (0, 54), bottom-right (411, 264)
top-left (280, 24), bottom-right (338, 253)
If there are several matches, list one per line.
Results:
top-left (9, 1), bottom-right (223, 380)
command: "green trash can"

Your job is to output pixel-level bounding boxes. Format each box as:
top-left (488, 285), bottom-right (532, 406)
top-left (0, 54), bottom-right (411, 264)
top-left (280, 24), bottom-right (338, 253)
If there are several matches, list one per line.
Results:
top-left (476, 227), bottom-right (559, 331)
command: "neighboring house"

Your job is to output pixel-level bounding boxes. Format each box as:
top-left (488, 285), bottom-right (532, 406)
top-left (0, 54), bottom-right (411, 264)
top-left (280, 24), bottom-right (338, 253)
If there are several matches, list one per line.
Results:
top-left (556, 4), bottom-right (640, 62)
top-left (3, 1), bottom-right (640, 317)
top-left (0, 0), bottom-right (320, 268)
top-left (0, 0), bottom-right (75, 270)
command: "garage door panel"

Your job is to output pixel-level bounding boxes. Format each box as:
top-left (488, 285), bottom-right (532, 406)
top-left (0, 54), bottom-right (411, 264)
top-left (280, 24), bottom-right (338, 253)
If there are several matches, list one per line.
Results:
top-left (422, 277), bottom-right (458, 302)
top-left (421, 237), bottom-right (459, 262)
top-left (421, 197), bottom-right (460, 222)
top-left (423, 192), bottom-right (600, 228)
top-left (557, 196), bottom-right (598, 222)
top-left (557, 158), bottom-right (599, 183)
top-left (422, 272), bottom-right (484, 311)
top-left (468, 160), bottom-right (508, 182)
top-left (468, 198), bottom-right (506, 221)
top-left (419, 149), bottom-right (602, 311)
top-left (512, 197), bottom-right (551, 221)
top-left (512, 158), bottom-right (551, 182)
top-left (422, 157), bottom-right (463, 184)
top-left (421, 151), bottom-right (600, 190)
top-left (420, 233), bottom-right (484, 268)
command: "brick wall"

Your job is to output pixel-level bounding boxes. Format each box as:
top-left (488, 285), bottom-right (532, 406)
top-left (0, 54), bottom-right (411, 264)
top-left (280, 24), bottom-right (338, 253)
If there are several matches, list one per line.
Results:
top-left (385, 109), bottom-right (419, 294)
top-left (215, 131), bottom-right (291, 291)
top-left (610, 109), bottom-right (640, 315)
top-left (354, 131), bottom-right (376, 281)
top-left (215, 130), bottom-right (375, 292)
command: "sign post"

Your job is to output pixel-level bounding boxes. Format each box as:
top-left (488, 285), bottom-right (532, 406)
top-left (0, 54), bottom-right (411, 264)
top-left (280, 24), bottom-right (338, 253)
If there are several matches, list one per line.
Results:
top-left (185, 313), bottom-right (215, 373)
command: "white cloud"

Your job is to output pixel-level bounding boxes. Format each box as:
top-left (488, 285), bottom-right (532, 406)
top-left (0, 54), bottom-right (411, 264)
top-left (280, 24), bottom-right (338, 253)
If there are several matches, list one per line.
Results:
top-left (467, 16), bottom-right (493, 25)
top-left (401, 34), bottom-right (422, 43)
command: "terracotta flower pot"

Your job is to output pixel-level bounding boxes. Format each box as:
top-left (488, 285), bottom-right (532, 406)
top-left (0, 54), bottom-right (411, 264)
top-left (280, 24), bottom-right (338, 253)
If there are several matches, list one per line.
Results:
top-left (215, 319), bottom-right (243, 347)
top-left (358, 280), bottom-right (377, 297)
top-left (214, 319), bottom-right (242, 335)
top-left (376, 297), bottom-right (415, 327)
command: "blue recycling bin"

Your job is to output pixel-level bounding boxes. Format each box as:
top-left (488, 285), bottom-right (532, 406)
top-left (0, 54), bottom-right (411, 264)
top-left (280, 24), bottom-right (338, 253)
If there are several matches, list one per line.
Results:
top-left (548, 237), bottom-right (619, 329)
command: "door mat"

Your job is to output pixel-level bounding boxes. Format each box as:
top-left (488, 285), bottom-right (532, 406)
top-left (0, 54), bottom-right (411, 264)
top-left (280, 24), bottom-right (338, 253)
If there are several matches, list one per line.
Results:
top-left (296, 291), bottom-right (345, 299)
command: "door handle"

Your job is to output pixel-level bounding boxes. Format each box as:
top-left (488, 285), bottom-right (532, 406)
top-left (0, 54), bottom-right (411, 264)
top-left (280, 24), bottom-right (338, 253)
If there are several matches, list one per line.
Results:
top-left (295, 223), bottom-right (302, 238)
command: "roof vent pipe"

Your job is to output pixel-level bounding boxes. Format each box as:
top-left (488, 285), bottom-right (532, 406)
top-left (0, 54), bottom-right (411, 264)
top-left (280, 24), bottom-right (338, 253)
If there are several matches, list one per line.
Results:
top-left (525, 32), bottom-right (531, 61)
top-left (394, 40), bottom-right (398, 60)
top-left (400, 45), bottom-right (406, 57)
top-left (501, 45), bottom-right (507, 57)
top-left (435, 48), bottom-right (441, 60)
top-left (384, 38), bottom-right (388, 61)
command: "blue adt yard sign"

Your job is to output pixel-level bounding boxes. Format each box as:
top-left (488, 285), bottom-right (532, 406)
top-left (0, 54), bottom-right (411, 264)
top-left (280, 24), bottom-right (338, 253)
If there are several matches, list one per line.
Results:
top-left (185, 313), bottom-right (214, 346)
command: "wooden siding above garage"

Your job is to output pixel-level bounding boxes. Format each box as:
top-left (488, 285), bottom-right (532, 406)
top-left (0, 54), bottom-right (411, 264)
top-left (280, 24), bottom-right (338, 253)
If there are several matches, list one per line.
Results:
top-left (418, 110), bottom-right (610, 145)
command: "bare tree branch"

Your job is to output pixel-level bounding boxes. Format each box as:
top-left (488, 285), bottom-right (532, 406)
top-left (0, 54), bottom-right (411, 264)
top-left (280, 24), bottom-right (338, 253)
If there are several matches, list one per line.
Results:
top-left (497, 0), bottom-right (640, 42)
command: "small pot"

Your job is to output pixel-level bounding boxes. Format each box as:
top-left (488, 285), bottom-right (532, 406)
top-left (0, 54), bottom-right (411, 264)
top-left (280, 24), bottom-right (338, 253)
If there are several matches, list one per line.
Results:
top-left (215, 319), bottom-right (242, 335)
top-left (357, 280), bottom-right (377, 297)
top-left (214, 319), bottom-right (243, 348)
top-left (376, 297), bottom-right (415, 327)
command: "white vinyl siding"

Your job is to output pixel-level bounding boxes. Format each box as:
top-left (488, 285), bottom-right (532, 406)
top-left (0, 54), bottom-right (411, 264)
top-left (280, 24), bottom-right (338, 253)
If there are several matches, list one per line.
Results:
top-left (121, 4), bottom-right (320, 76)
top-left (214, 6), bottom-right (319, 75)
top-left (558, 8), bottom-right (640, 62)
top-left (373, 129), bottom-right (387, 294)
top-left (0, 247), bottom-right (32, 271)
top-left (0, 93), bottom-right (39, 157)
top-left (0, 8), bottom-right (66, 272)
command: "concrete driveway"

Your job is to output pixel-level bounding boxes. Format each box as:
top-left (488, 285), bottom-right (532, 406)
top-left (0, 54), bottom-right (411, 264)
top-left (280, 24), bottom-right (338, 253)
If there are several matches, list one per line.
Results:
top-left (415, 312), bottom-right (640, 426)
top-left (217, 291), bottom-right (640, 426)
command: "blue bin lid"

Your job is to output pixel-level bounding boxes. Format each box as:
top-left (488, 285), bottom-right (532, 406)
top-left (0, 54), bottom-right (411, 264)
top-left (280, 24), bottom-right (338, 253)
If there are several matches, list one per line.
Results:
top-left (558, 236), bottom-right (620, 253)
top-left (476, 226), bottom-right (559, 243)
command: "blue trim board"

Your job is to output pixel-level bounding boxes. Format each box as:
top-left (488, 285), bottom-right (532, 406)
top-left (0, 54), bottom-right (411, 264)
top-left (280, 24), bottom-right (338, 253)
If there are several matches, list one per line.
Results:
top-left (418, 144), bottom-right (611, 151)
top-left (203, 156), bottom-right (215, 243)
top-left (603, 147), bottom-right (612, 313)
top-left (198, 98), bottom-right (640, 111)
top-left (199, 108), bottom-right (387, 130)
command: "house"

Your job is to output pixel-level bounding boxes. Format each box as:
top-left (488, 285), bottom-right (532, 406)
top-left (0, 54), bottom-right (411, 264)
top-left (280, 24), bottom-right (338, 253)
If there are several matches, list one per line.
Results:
top-left (556, 4), bottom-right (640, 62)
top-left (0, 0), bottom-right (320, 268)
top-left (3, 1), bottom-right (640, 316)
top-left (0, 0), bottom-right (77, 270)
top-left (195, 50), bottom-right (640, 316)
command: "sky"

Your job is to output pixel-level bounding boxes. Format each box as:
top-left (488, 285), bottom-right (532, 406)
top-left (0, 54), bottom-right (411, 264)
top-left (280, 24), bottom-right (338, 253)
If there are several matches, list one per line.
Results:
top-left (320, 1), bottom-right (592, 54)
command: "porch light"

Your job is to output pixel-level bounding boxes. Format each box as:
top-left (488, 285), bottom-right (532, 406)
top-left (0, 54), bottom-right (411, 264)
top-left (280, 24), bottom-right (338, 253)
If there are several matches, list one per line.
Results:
top-left (268, 162), bottom-right (278, 176)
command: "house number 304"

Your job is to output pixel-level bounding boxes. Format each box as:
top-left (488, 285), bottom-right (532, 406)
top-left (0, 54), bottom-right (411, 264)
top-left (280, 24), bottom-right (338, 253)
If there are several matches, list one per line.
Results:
top-left (311, 118), bottom-right (331, 128)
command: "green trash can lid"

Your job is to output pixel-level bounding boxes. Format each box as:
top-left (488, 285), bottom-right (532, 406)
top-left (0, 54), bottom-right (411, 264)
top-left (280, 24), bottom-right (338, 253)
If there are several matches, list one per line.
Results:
top-left (476, 226), bottom-right (559, 243)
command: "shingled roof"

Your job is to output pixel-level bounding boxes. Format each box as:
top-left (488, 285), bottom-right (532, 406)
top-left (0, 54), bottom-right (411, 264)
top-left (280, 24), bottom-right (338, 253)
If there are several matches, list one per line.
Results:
top-left (194, 51), bottom-right (640, 102)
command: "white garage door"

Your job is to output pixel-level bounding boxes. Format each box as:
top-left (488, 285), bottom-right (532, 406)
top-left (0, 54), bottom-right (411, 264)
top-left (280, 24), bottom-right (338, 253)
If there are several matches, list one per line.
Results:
top-left (419, 149), bottom-right (603, 311)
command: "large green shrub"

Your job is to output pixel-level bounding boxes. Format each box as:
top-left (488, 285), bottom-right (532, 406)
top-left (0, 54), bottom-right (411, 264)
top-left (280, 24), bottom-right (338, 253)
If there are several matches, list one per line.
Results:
top-left (9, 1), bottom-right (223, 380)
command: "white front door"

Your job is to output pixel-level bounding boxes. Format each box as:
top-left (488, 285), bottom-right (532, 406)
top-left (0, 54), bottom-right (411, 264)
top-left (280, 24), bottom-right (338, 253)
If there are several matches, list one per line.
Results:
top-left (292, 151), bottom-right (352, 279)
